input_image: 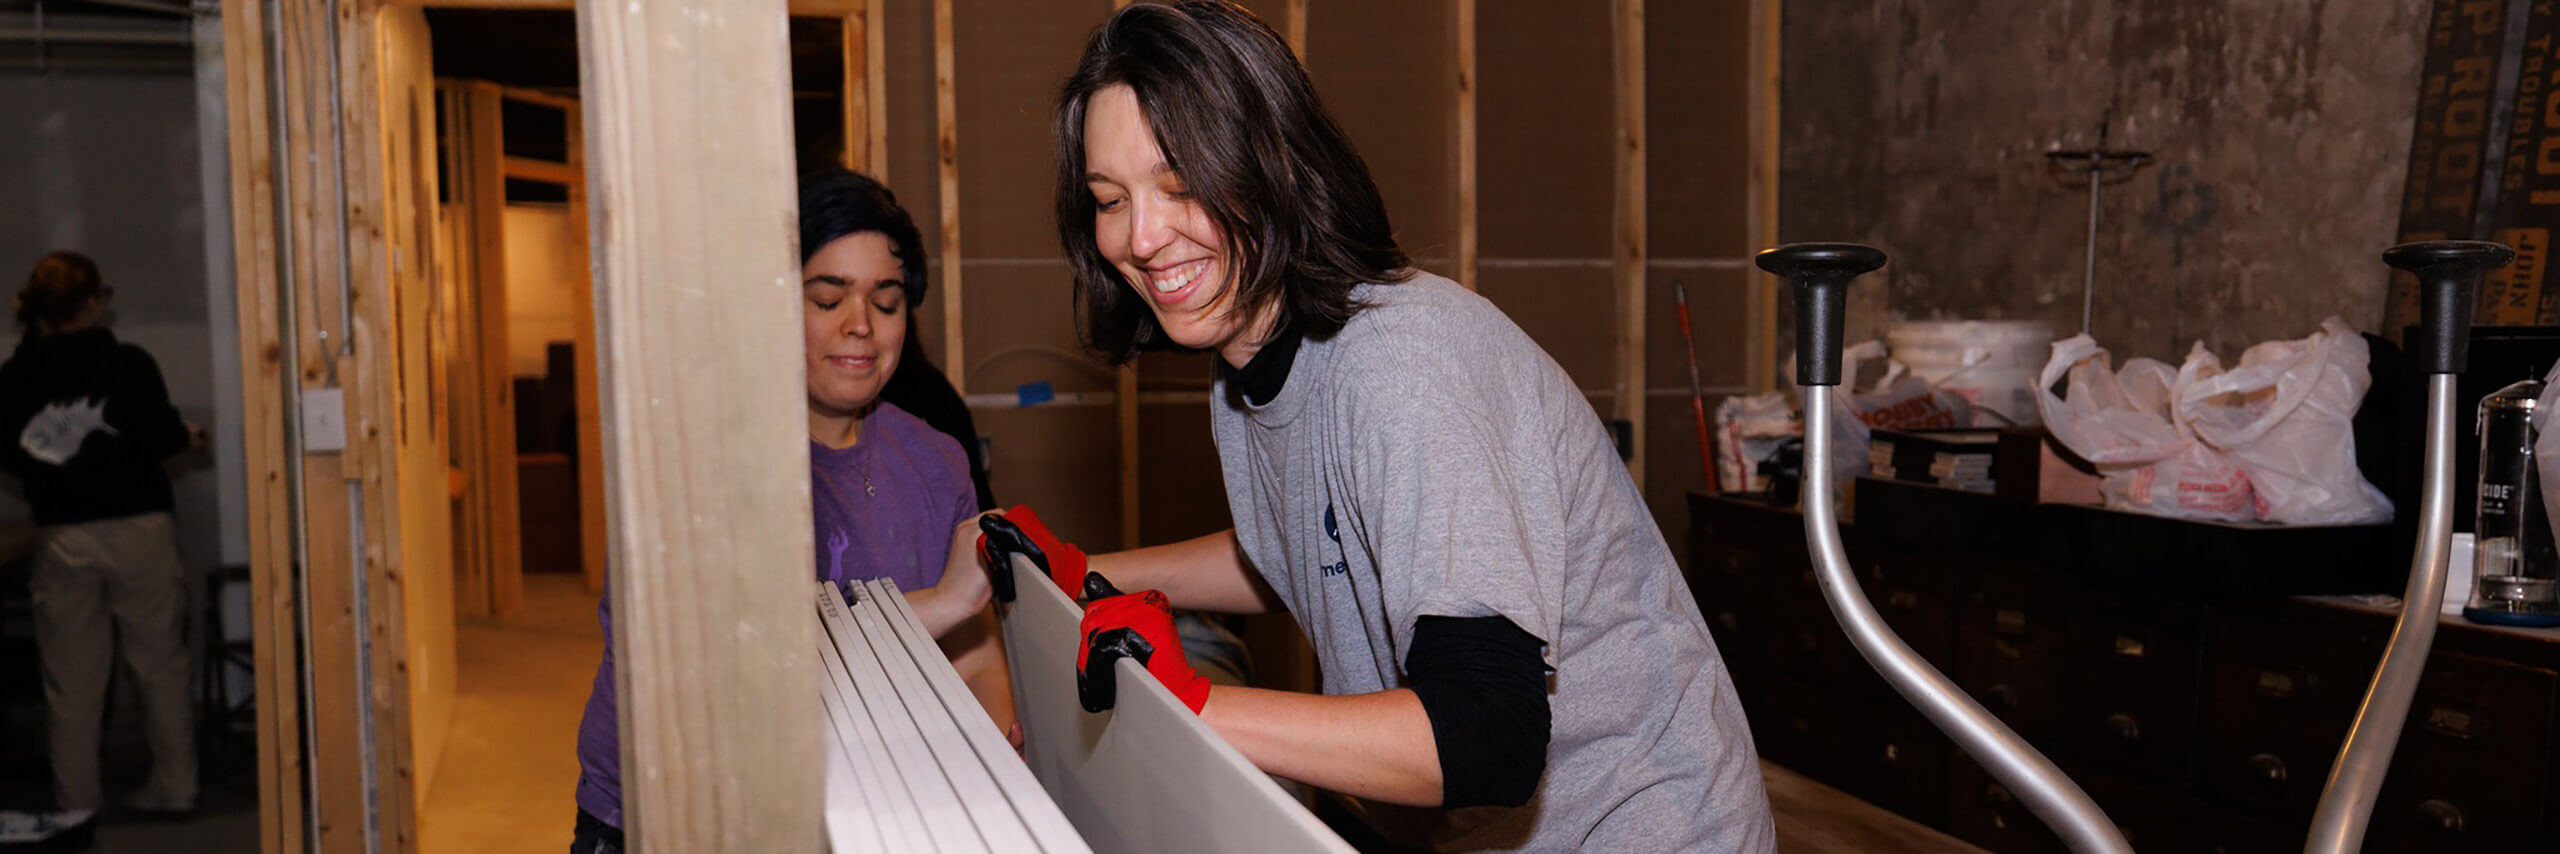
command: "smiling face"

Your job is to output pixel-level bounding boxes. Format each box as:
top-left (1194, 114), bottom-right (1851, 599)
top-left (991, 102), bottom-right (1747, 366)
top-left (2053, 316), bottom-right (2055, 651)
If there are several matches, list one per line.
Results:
top-left (802, 231), bottom-right (908, 446)
top-left (1082, 85), bottom-right (1267, 368)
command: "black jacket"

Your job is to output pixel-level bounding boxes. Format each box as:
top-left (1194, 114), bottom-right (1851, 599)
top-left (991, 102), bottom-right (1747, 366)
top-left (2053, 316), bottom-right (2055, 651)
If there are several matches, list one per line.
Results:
top-left (0, 328), bottom-right (190, 525)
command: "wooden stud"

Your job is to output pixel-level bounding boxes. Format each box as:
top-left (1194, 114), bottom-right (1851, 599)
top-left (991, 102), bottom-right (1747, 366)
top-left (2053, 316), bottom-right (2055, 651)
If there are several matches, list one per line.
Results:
top-left (475, 83), bottom-right (527, 616)
top-left (502, 155), bottom-right (583, 185)
top-left (496, 84), bottom-right (581, 111)
top-left (568, 107), bottom-right (608, 597)
top-left (840, 0), bottom-right (872, 173)
top-left (216, 1), bottom-right (305, 849)
top-left (1113, 0), bottom-right (1140, 549)
top-left (865, 0), bottom-right (887, 178)
top-left (1455, 0), bottom-right (1477, 291)
top-left (1118, 364), bottom-right (1140, 549)
top-left (573, 0), bottom-right (822, 848)
top-left (350, 5), bottom-right (426, 846)
top-left (1747, 0), bottom-right (1778, 394)
top-left (258, 0), bottom-right (413, 846)
top-left (450, 80), bottom-right (525, 617)
top-left (379, 6), bottom-right (456, 806)
top-left (1286, 0), bottom-right (1306, 59)
top-left (433, 156), bottom-right (490, 621)
top-left (935, 0), bottom-right (965, 392)
top-left (1613, 0), bottom-right (1647, 486)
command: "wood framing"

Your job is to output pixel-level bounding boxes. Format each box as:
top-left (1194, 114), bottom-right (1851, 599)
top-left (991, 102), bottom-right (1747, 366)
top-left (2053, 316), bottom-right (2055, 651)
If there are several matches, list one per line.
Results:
top-left (1455, 0), bottom-right (1477, 291)
top-left (935, 0), bottom-right (965, 392)
top-left (437, 79), bottom-right (525, 620)
top-left (864, 2), bottom-right (887, 176)
top-left (217, 1), bottom-right (307, 849)
top-left (1119, 0), bottom-right (1139, 554)
top-left (228, 0), bottom-right (424, 848)
top-left (841, 0), bottom-right (872, 172)
top-left (501, 155), bottom-right (581, 185)
top-left (573, 0), bottom-right (821, 848)
top-left (381, 4), bottom-right (458, 807)
top-left (1747, 0), bottom-right (1779, 393)
top-left (1286, 0), bottom-right (1307, 59)
top-left (496, 83), bottom-right (578, 111)
top-left (566, 108), bottom-right (608, 596)
top-left (1612, 0), bottom-right (1647, 485)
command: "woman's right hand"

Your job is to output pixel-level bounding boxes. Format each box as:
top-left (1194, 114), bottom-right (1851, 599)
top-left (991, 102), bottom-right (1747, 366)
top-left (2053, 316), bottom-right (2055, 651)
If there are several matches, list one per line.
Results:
top-left (912, 512), bottom-right (1002, 637)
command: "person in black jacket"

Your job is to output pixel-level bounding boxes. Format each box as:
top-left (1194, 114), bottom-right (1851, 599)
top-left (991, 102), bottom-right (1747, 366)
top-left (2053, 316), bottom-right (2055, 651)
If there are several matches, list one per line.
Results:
top-left (0, 252), bottom-right (202, 846)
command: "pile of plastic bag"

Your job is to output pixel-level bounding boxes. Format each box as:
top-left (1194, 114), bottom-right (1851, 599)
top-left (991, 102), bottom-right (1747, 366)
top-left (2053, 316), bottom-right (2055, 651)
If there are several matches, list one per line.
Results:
top-left (2039, 317), bottom-right (2392, 525)
top-left (1715, 341), bottom-right (1977, 495)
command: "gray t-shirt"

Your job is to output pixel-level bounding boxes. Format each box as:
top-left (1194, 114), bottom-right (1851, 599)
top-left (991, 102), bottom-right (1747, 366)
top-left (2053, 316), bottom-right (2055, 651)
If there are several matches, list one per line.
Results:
top-left (1212, 273), bottom-right (1774, 852)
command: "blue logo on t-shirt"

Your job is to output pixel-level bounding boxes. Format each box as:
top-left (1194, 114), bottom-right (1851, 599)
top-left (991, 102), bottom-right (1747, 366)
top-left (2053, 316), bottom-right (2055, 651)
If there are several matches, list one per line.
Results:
top-left (1318, 503), bottom-right (1349, 577)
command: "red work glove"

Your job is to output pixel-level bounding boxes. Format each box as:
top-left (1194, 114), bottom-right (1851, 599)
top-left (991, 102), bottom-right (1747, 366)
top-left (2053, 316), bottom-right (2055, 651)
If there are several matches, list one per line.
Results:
top-left (976, 505), bottom-right (1087, 600)
top-left (1076, 588), bottom-right (1211, 714)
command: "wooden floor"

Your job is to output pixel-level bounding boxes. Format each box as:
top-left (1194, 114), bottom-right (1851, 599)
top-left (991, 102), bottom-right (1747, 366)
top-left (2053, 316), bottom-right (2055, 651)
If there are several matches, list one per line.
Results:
top-left (1767, 762), bottom-right (1987, 854)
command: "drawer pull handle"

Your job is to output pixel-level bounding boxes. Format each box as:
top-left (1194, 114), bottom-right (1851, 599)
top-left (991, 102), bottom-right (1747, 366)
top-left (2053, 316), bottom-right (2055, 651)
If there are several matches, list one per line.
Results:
top-left (2417, 799), bottom-right (2465, 833)
top-left (1888, 591), bottom-right (1920, 610)
top-left (2105, 713), bottom-right (2142, 741)
top-left (2245, 753), bottom-right (2287, 782)
top-left (2112, 636), bottom-right (2147, 659)
top-left (1994, 608), bottom-right (2027, 635)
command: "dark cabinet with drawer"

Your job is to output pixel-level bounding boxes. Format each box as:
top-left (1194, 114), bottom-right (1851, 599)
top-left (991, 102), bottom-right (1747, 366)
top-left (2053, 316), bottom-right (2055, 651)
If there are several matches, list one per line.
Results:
top-left (2369, 651), bottom-right (2557, 852)
top-left (1690, 482), bottom-right (2560, 853)
top-left (2056, 589), bottom-right (2206, 784)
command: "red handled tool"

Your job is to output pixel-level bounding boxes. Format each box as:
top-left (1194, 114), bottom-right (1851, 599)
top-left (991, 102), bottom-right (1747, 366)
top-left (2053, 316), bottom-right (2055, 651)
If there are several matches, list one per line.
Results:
top-left (1673, 280), bottom-right (1718, 493)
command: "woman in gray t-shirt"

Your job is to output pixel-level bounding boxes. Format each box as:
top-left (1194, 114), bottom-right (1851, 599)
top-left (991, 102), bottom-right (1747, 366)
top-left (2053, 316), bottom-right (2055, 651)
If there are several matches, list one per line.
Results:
top-left (1007, 3), bottom-right (1776, 850)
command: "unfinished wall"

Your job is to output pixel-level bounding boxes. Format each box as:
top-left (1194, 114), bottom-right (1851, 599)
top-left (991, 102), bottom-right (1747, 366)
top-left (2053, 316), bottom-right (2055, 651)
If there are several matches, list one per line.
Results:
top-left (500, 204), bottom-right (584, 378)
top-left (861, 0), bottom-right (1759, 557)
top-left (1781, 0), bottom-right (2431, 367)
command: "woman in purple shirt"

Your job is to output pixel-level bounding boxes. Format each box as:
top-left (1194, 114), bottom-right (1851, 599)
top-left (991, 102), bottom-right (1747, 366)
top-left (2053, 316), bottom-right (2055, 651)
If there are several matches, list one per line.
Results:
top-left (568, 170), bottom-right (1010, 852)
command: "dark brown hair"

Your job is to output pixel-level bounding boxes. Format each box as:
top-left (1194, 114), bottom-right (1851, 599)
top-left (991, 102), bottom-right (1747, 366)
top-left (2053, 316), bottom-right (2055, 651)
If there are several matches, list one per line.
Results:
top-left (18, 252), bottom-right (105, 332)
top-left (1054, 0), bottom-right (1410, 363)
top-left (799, 167), bottom-right (929, 304)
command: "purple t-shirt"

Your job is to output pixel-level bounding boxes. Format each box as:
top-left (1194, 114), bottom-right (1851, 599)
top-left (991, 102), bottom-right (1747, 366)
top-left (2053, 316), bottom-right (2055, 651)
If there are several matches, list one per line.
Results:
top-left (572, 402), bottom-right (976, 828)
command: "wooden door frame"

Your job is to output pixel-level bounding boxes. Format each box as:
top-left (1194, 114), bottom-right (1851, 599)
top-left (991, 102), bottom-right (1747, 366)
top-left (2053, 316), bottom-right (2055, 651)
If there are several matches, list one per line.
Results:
top-left (228, 1), bottom-right (867, 850)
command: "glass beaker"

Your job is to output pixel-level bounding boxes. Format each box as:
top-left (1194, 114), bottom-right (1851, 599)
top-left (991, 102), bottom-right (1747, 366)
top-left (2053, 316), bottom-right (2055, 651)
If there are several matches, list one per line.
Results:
top-left (2467, 379), bottom-right (2560, 627)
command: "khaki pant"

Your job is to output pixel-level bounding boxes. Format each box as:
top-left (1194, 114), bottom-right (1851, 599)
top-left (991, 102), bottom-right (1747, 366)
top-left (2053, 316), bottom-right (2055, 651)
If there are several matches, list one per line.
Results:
top-left (33, 512), bottom-right (196, 812)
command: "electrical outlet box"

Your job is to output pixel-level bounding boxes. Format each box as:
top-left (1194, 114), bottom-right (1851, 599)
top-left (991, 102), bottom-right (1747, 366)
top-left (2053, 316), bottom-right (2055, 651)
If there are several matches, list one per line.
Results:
top-left (302, 387), bottom-right (347, 453)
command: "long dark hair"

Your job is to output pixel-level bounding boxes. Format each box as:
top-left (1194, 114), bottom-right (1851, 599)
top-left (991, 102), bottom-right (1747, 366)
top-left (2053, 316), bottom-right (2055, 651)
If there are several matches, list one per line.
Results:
top-left (17, 251), bottom-right (106, 332)
top-left (799, 168), bottom-right (929, 304)
top-left (1054, 0), bottom-right (1410, 364)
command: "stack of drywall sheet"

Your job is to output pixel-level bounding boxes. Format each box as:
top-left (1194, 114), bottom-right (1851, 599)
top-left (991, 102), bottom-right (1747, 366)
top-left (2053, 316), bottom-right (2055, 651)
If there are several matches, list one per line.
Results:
top-left (997, 556), bottom-right (1356, 853)
top-left (815, 579), bottom-right (1089, 853)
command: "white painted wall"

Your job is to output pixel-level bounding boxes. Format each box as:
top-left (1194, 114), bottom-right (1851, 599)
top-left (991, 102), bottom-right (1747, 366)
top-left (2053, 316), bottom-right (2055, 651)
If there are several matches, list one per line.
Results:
top-left (502, 204), bottom-right (583, 379)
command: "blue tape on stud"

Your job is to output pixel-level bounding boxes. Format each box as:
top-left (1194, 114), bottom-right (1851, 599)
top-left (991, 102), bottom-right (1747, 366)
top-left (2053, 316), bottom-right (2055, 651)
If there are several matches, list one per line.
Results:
top-left (1017, 381), bottom-right (1055, 407)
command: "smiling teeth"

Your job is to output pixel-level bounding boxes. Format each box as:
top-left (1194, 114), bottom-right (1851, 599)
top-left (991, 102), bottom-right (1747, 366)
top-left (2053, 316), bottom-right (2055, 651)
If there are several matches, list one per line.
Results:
top-left (1151, 262), bottom-right (1203, 294)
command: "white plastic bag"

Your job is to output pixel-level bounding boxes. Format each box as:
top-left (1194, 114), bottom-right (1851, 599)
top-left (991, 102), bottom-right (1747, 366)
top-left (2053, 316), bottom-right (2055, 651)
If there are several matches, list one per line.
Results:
top-left (1713, 391), bottom-right (1798, 493)
top-left (1802, 341), bottom-right (1976, 490)
top-left (2038, 335), bottom-right (2255, 521)
top-left (2174, 318), bottom-right (2392, 525)
top-left (1838, 341), bottom-right (1976, 432)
